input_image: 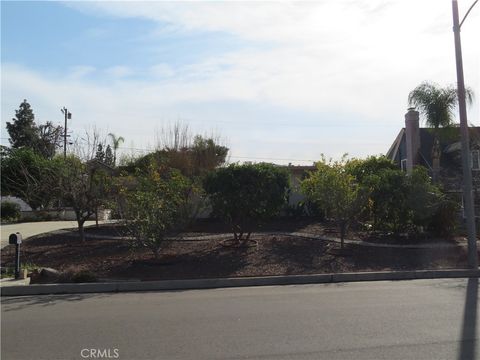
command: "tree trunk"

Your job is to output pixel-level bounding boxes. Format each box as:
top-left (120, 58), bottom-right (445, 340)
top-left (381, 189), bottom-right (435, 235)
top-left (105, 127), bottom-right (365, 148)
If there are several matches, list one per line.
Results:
top-left (431, 134), bottom-right (441, 183)
top-left (78, 219), bottom-right (86, 242)
top-left (339, 222), bottom-right (346, 249)
top-left (95, 206), bottom-right (99, 228)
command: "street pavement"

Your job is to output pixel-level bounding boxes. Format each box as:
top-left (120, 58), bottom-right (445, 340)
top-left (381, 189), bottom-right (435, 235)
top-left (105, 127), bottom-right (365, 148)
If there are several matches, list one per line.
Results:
top-left (1, 279), bottom-right (478, 360)
top-left (0, 221), bottom-right (102, 248)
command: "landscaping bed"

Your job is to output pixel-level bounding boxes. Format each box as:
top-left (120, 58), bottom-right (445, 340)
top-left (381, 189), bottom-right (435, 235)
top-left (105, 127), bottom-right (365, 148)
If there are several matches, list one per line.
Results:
top-left (0, 220), bottom-right (474, 283)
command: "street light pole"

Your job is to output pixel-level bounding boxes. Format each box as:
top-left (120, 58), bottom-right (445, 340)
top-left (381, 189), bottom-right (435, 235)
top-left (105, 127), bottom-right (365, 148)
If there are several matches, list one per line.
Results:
top-left (452, 0), bottom-right (478, 268)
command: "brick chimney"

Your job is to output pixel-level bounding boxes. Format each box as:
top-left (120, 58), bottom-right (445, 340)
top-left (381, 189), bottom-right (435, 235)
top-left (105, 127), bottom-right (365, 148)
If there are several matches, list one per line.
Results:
top-left (405, 108), bottom-right (420, 174)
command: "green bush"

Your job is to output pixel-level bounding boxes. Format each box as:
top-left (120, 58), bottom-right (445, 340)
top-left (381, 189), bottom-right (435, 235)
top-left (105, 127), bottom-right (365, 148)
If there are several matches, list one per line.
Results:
top-left (122, 164), bottom-right (198, 258)
top-left (71, 270), bottom-right (98, 283)
top-left (1, 201), bottom-right (21, 221)
top-left (301, 156), bottom-right (365, 248)
top-left (428, 198), bottom-right (459, 237)
top-left (204, 163), bottom-right (290, 242)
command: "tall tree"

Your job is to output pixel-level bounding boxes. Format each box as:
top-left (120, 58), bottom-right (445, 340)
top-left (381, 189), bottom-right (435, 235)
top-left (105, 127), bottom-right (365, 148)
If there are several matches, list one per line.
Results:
top-left (6, 100), bottom-right (63, 159)
top-left (108, 133), bottom-right (124, 166)
top-left (6, 100), bottom-right (38, 149)
top-left (408, 82), bottom-right (474, 179)
top-left (95, 144), bottom-right (105, 163)
top-left (104, 145), bottom-right (114, 167)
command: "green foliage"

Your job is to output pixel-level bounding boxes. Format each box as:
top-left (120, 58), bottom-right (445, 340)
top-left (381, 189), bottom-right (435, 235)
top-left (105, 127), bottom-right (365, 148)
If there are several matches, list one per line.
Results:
top-left (108, 133), bottom-right (125, 166)
top-left (58, 155), bottom-right (112, 241)
top-left (1, 148), bottom-right (61, 210)
top-left (204, 163), bottom-right (290, 241)
top-left (302, 156), bottom-right (364, 247)
top-left (95, 144), bottom-right (106, 162)
top-left (354, 164), bottom-right (446, 234)
top-left (70, 270), bottom-right (98, 283)
top-left (191, 135), bottom-right (229, 175)
top-left (428, 198), bottom-right (459, 237)
top-left (408, 82), bottom-right (474, 130)
top-left (1, 201), bottom-right (21, 221)
top-left (6, 100), bottom-right (38, 149)
top-left (6, 100), bottom-right (63, 159)
top-left (104, 145), bottom-right (114, 167)
top-left (121, 135), bottom-right (228, 178)
top-left (346, 156), bottom-right (397, 183)
top-left (36, 122), bottom-right (64, 159)
top-left (122, 165), bottom-right (197, 257)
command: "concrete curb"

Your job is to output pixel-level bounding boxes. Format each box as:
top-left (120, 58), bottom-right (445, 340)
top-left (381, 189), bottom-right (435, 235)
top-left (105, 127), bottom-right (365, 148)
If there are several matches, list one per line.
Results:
top-left (1, 269), bottom-right (479, 297)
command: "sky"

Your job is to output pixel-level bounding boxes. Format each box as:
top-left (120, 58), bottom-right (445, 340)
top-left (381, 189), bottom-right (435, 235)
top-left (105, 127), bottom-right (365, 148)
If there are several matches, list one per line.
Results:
top-left (1, 0), bottom-right (479, 165)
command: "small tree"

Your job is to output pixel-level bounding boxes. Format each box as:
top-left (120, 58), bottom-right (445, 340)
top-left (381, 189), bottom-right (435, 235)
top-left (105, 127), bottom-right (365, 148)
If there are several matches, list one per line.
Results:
top-left (121, 165), bottom-right (195, 258)
top-left (204, 163), bottom-right (290, 243)
top-left (58, 155), bottom-right (111, 242)
top-left (302, 157), bottom-right (364, 248)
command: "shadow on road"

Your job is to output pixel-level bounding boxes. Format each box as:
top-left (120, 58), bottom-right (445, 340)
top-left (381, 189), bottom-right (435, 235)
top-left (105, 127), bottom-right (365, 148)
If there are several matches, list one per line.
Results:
top-left (1, 293), bottom-right (111, 312)
top-left (458, 277), bottom-right (478, 360)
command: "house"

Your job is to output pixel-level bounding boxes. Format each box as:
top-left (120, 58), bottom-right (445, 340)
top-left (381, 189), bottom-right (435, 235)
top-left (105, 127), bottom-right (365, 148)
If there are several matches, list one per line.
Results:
top-left (386, 108), bottom-right (480, 214)
top-left (285, 164), bottom-right (316, 207)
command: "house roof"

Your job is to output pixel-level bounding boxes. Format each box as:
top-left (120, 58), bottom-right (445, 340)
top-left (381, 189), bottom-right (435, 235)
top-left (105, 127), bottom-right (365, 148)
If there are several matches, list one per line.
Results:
top-left (387, 126), bottom-right (480, 165)
top-left (386, 126), bottom-right (480, 191)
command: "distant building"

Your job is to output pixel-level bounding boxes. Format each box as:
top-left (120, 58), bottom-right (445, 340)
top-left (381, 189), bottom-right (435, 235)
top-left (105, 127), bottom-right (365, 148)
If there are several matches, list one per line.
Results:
top-left (386, 108), bottom-right (480, 215)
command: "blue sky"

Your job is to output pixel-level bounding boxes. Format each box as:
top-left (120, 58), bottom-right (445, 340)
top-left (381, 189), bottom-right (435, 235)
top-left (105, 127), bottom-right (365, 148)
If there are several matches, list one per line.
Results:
top-left (2, 0), bottom-right (479, 164)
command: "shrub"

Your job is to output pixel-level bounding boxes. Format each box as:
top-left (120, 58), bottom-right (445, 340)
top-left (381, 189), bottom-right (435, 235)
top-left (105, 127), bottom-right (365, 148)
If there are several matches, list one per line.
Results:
top-left (302, 156), bottom-right (365, 248)
top-left (428, 198), bottom-right (459, 237)
top-left (122, 164), bottom-right (197, 258)
top-left (1, 201), bottom-right (21, 221)
top-left (204, 163), bottom-right (290, 242)
top-left (71, 270), bottom-right (98, 283)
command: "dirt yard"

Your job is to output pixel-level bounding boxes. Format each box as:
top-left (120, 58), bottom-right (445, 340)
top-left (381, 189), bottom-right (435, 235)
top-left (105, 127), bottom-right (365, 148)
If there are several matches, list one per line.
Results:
top-left (0, 219), bottom-right (475, 282)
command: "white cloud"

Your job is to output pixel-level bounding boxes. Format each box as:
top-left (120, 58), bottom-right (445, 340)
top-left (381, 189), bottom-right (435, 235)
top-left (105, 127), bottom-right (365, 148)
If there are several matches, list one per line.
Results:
top-left (3, 1), bottom-right (479, 162)
top-left (150, 63), bottom-right (175, 78)
top-left (69, 65), bottom-right (96, 79)
top-left (105, 65), bottom-right (132, 78)
top-left (63, 0), bottom-right (479, 116)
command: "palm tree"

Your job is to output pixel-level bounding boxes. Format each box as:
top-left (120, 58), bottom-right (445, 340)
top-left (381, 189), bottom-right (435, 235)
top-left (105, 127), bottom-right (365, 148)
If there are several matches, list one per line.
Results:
top-left (108, 133), bottom-right (125, 166)
top-left (407, 81), bottom-right (474, 179)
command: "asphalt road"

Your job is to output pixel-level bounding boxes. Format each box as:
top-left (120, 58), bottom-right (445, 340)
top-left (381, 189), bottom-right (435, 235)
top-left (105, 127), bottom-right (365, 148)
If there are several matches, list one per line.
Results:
top-left (0, 221), bottom-right (102, 248)
top-left (1, 279), bottom-right (478, 360)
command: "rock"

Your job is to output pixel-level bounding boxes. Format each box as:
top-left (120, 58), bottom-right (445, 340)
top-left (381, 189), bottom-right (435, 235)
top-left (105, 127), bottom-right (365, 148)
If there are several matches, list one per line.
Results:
top-left (39, 267), bottom-right (61, 282)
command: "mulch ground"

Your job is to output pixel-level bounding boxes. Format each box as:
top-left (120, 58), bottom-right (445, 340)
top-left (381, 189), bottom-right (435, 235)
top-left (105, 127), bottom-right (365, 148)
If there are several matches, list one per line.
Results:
top-left (0, 219), bottom-right (475, 282)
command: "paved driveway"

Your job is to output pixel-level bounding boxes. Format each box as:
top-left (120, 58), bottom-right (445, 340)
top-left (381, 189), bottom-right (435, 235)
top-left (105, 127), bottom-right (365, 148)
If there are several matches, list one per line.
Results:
top-left (0, 221), bottom-right (101, 248)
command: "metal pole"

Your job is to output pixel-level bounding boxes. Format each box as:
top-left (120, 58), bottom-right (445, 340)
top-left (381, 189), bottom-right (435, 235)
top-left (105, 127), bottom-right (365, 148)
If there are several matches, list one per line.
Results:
top-left (63, 107), bottom-right (68, 159)
top-left (452, 0), bottom-right (478, 268)
top-left (14, 243), bottom-right (21, 279)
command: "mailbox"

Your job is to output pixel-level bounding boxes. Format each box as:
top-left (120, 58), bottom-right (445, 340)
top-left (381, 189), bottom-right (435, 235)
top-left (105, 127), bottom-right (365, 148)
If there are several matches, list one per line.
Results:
top-left (9, 232), bottom-right (22, 245)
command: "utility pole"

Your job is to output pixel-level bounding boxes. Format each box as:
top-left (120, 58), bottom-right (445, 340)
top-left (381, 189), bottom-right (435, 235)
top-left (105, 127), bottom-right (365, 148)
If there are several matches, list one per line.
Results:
top-left (61, 107), bottom-right (72, 159)
top-left (452, 0), bottom-right (478, 268)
